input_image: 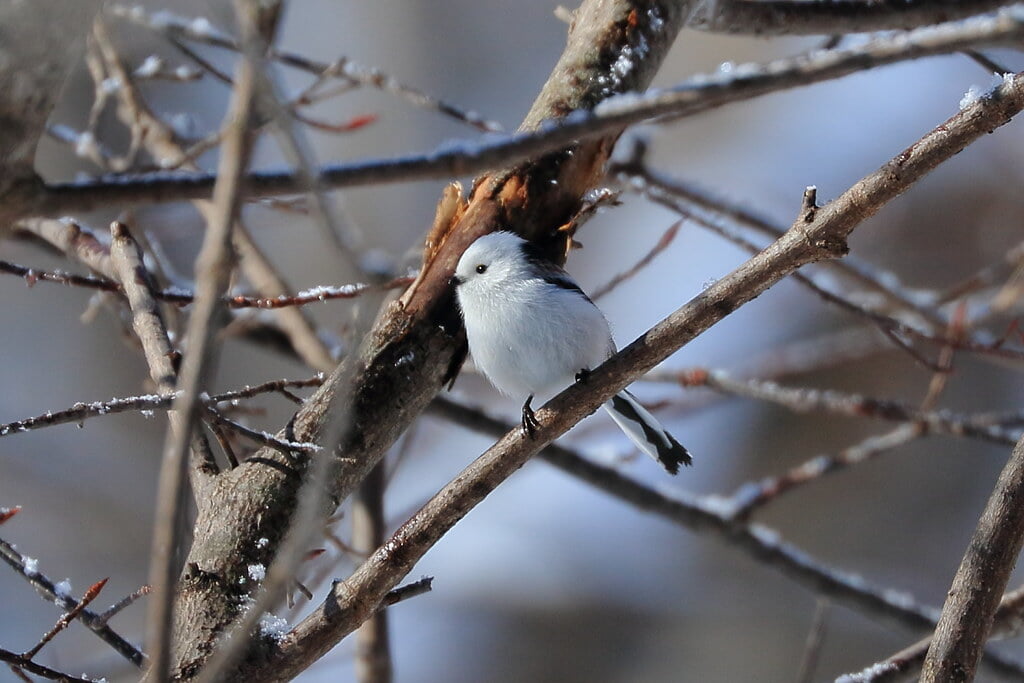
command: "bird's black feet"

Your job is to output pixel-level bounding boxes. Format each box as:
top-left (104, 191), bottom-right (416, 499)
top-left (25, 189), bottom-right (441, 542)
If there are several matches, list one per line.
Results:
top-left (521, 395), bottom-right (539, 438)
top-left (575, 368), bottom-right (591, 383)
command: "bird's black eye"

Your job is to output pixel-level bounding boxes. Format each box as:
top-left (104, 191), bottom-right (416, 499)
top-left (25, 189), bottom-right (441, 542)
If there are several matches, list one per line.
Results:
top-left (475, 264), bottom-right (487, 274)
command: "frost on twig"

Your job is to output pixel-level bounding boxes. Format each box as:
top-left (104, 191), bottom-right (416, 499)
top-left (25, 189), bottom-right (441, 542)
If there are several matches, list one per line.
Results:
top-left (0, 535), bottom-right (144, 666)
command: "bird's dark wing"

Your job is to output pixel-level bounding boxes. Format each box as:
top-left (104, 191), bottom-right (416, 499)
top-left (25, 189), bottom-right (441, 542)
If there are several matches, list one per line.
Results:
top-left (518, 240), bottom-right (593, 303)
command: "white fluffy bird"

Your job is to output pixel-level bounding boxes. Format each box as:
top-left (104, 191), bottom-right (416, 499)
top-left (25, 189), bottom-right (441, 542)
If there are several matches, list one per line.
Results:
top-left (451, 231), bottom-right (692, 474)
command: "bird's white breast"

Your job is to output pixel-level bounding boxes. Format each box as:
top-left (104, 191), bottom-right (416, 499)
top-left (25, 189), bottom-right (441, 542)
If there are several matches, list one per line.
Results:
top-left (460, 277), bottom-right (612, 400)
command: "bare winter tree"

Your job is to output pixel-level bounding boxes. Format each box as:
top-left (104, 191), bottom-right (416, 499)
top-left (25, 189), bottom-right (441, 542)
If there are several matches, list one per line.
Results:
top-left (2, 1), bottom-right (1024, 682)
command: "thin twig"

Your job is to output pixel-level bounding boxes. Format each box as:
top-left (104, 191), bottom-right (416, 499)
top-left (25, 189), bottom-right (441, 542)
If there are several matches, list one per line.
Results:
top-left (0, 376), bottom-right (322, 438)
top-left (795, 599), bottom-right (830, 683)
top-left (7, 663), bottom-right (31, 683)
top-left (203, 406), bottom-right (320, 456)
top-left (937, 239), bottom-right (1024, 304)
top-left (96, 584), bottom-right (152, 625)
top-left (0, 259), bottom-right (120, 292)
top-left (962, 49), bottom-right (1015, 75)
top-left (920, 302), bottom-right (967, 412)
top-left (0, 539), bottom-right (144, 666)
top-left (381, 577), bottom-right (433, 607)
top-left (1, 254), bottom-right (411, 308)
top-left (144, 6), bottom-right (262, 677)
top-left (107, 4), bottom-right (503, 133)
top-left (674, 369), bottom-right (1020, 446)
top-left (723, 424), bottom-right (924, 520)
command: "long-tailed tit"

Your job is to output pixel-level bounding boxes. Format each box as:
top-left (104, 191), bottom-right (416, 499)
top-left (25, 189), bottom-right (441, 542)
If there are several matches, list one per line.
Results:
top-left (450, 231), bottom-right (692, 475)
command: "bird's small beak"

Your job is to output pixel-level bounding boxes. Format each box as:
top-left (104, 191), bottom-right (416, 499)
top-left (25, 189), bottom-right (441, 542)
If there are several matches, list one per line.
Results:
top-left (449, 274), bottom-right (464, 287)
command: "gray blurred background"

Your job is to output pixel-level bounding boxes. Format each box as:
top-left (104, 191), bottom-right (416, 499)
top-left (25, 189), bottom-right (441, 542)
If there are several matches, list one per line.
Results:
top-left (2, 1), bottom-right (1024, 682)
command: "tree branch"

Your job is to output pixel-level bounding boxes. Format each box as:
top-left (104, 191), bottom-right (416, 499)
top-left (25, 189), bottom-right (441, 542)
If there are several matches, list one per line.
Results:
top-left (921, 432), bottom-right (1024, 681)
top-left (677, 369), bottom-right (1020, 446)
top-left (432, 397), bottom-right (942, 628)
top-left (693, 0), bottom-right (1013, 36)
top-left (10, 8), bottom-right (1023, 221)
top-left (352, 463), bottom-right (392, 683)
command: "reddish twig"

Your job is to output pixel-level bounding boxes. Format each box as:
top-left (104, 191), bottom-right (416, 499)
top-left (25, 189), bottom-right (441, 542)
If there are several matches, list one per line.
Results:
top-left (0, 507), bottom-right (21, 525)
top-left (24, 578), bottom-right (108, 660)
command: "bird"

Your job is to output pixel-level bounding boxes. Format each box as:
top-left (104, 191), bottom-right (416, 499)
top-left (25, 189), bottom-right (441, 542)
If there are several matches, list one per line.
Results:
top-left (449, 231), bottom-right (692, 475)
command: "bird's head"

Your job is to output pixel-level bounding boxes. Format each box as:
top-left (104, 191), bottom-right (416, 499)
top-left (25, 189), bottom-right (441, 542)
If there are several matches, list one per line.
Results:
top-left (450, 231), bottom-right (533, 294)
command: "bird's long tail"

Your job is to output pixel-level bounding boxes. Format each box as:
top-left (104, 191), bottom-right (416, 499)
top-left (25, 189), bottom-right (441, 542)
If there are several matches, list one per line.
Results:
top-left (603, 390), bottom-right (693, 475)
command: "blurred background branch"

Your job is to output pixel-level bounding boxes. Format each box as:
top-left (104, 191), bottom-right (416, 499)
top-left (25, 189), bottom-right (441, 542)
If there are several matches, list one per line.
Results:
top-left (1, 1), bottom-right (1023, 682)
